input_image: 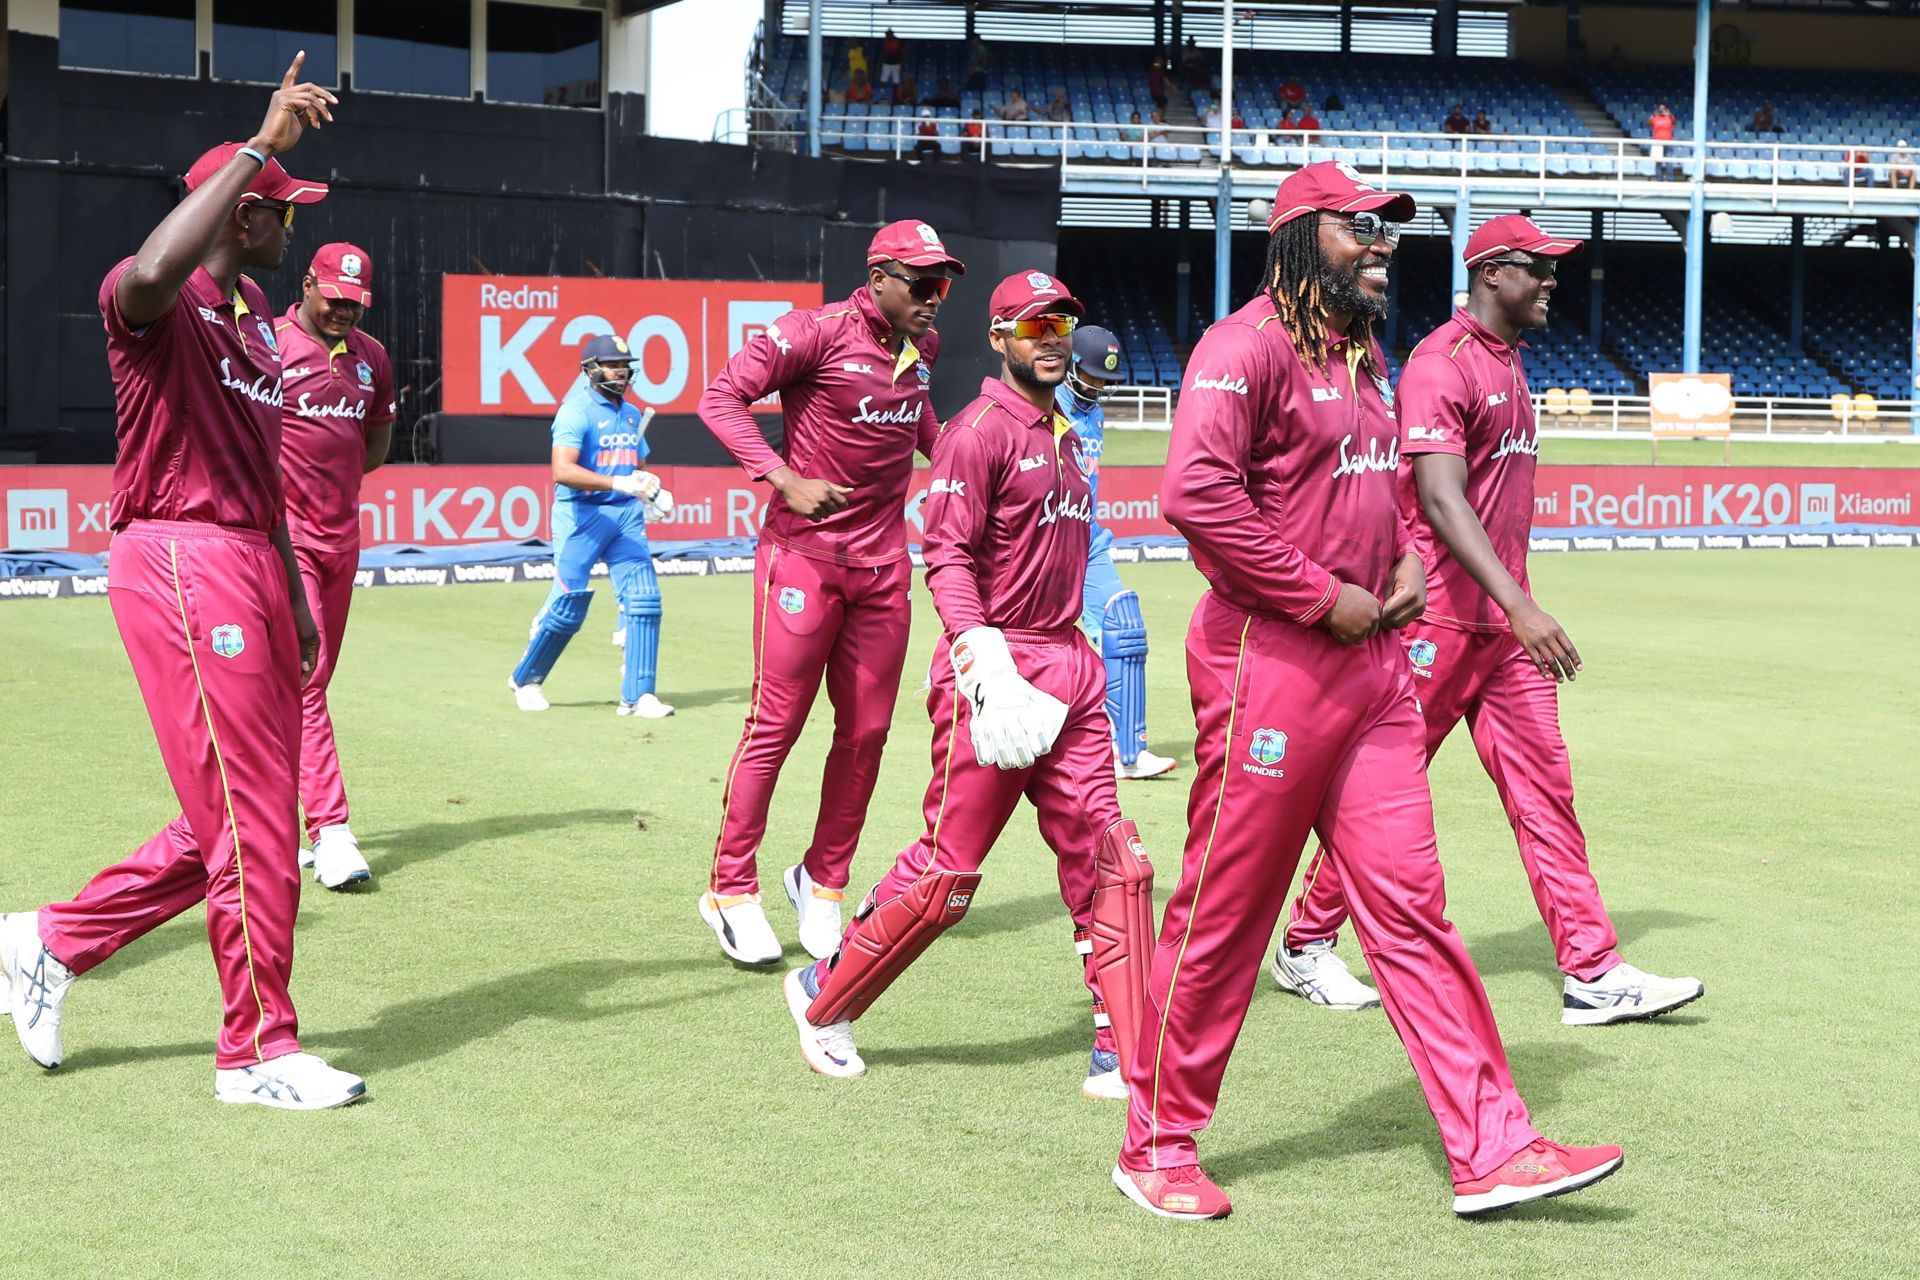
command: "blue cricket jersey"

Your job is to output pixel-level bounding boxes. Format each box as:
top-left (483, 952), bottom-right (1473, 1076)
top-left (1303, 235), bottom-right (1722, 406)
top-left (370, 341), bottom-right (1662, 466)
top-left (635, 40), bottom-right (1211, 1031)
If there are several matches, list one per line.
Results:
top-left (1056, 385), bottom-right (1113, 557)
top-left (552, 384), bottom-right (650, 506)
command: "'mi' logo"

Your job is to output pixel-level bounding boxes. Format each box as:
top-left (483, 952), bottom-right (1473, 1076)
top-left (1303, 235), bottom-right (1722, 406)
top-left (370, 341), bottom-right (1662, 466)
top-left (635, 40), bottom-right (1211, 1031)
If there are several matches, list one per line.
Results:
top-left (1249, 728), bottom-right (1287, 766)
top-left (210, 624), bottom-right (245, 658)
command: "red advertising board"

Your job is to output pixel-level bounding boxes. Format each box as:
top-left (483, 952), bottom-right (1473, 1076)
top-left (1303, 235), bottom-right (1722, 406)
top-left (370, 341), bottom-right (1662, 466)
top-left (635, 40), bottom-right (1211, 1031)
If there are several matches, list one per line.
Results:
top-left (5, 465), bottom-right (1918, 556)
top-left (439, 275), bottom-right (823, 415)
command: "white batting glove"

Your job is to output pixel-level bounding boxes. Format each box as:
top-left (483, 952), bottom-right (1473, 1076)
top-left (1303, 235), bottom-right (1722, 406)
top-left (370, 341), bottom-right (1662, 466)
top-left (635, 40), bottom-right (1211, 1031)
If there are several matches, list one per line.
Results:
top-left (949, 627), bottom-right (1068, 771)
top-left (643, 487), bottom-right (675, 521)
top-left (611, 471), bottom-right (662, 501)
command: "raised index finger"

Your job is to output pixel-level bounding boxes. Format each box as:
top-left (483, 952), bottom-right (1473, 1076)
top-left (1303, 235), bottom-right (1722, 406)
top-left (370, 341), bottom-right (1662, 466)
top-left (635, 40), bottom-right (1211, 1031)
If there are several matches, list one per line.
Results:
top-left (282, 50), bottom-right (306, 89)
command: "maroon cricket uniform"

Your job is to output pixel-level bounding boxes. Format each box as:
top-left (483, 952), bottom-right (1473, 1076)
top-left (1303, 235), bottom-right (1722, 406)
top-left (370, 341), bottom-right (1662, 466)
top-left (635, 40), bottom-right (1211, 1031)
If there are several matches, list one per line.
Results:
top-left (699, 285), bottom-right (942, 899)
top-left (1120, 290), bottom-right (1543, 1183)
top-left (275, 301), bottom-right (394, 841)
top-left (1284, 307), bottom-right (1623, 979)
top-left (807, 374), bottom-right (1123, 1043)
top-left (36, 258), bottom-right (308, 1069)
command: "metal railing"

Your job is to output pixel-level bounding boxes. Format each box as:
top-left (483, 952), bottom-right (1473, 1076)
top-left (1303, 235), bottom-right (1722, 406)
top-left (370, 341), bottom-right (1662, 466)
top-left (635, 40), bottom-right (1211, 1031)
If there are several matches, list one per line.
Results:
top-left (1531, 393), bottom-right (1916, 436)
top-left (736, 112), bottom-right (1920, 204)
top-left (1099, 385), bottom-right (1173, 429)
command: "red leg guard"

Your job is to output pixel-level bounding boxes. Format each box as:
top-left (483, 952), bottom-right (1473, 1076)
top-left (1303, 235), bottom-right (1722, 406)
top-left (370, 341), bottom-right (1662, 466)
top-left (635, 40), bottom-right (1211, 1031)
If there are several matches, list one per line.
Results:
top-left (1090, 818), bottom-right (1154, 1069)
top-left (806, 868), bottom-right (982, 1026)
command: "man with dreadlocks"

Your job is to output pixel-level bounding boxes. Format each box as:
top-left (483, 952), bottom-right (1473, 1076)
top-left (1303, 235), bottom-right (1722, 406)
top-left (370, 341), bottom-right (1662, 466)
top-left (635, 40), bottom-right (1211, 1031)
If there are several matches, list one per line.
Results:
top-left (1111, 164), bottom-right (1623, 1222)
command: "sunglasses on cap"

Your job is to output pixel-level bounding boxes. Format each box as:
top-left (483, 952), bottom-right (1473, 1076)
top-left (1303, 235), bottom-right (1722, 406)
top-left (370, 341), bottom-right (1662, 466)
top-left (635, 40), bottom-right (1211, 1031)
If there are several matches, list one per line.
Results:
top-left (877, 265), bottom-right (953, 302)
top-left (1333, 210), bottom-right (1401, 248)
top-left (245, 199), bottom-right (296, 230)
top-left (991, 316), bottom-right (1078, 340)
top-left (1485, 255), bottom-right (1558, 279)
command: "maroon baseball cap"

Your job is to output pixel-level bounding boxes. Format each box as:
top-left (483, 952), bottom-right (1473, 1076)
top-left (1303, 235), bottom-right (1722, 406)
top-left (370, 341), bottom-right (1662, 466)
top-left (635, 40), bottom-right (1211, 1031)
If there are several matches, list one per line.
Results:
top-left (988, 270), bottom-right (1085, 322)
top-left (310, 242), bottom-right (373, 306)
top-left (1463, 214), bottom-right (1586, 266)
top-left (183, 142), bottom-right (330, 204)
top-left (866, 220), bottom-right (967, 274)
top-left (1267, 160), bottom-right (1416, 233)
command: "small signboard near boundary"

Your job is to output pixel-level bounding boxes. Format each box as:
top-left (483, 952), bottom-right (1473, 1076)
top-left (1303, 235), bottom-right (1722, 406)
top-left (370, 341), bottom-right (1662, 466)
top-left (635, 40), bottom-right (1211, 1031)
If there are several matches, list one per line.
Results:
top-left (1648, 372), bottom-right (1734, 463)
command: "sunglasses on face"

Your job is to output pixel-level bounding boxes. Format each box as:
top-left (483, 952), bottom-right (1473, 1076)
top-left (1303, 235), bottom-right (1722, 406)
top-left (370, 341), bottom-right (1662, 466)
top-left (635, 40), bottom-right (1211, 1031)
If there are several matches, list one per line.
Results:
top-left (1487, 256), bottom-right (1558, 279)
top-left (246, 200), bottom-right (296, 229)
top-left (878, 265), bottom-right (952, 302)
top-left (991, 316), bottom-right (1078, 340)
top-left (1339, 211), bottom-right (1402, 247)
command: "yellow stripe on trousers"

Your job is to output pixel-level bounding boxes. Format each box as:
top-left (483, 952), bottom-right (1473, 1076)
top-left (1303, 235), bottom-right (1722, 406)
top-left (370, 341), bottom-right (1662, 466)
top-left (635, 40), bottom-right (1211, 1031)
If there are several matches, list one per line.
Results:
top-left (709, 544), bottom-right (781, 894)
top-left (168, 541), bottom-right (271, 1064)
top-left (1147, 614), bottom-right (1252, 1169)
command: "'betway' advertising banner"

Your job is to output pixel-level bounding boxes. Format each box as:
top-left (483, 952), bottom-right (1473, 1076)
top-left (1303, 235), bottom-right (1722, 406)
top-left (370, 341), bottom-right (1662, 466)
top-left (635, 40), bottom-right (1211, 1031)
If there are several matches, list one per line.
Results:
top-left (439, 275), bottom-right (823, 415)
top-left (4, 465), bottom-right (1917, 556)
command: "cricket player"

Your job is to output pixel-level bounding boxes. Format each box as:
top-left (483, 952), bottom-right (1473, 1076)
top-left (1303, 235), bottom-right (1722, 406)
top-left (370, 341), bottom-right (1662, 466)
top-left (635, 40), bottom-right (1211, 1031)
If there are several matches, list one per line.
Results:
top-left (1113, 165), bottom-right (1620, 1220)
top-left (1056, 324), bottom-right (1178, 781)
top-left (781, 270), bottom-right (1157, 1103)
top-left (696, 221), bottom-right (963, 965)
top-left (276, 241), bottom-right (395, 890)
top-left (1271, 215), bottom-right (1703, 1024)
top-left (0, 59), bottom-right (367, 1108)
top-left (508, 334), bottom-right (674, 718)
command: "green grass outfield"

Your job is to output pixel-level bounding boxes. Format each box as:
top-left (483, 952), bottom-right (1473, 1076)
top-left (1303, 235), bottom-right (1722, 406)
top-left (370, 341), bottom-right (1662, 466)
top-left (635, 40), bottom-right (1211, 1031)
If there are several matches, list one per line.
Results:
top-left (1096, 429), bottom-right (1920, 469)
top-left (1, 552), bottom-right (1914, 1278)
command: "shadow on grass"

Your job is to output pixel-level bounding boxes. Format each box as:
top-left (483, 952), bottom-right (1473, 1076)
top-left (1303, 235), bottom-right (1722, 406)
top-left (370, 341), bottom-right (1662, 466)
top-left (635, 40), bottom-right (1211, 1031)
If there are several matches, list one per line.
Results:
top-left (1450, 907), bottom-right (1716, 982)
top-left (548, 685), bottom-right (750, 713)
top-left (63, 954), bottom-right (725, 1074)
top-left (862, 1018), bottom-right (1089, 1070)
top-left (359, 807), bottom-right (641, 879)
top-left (1205, 1039), bottom-right (1619, 1190)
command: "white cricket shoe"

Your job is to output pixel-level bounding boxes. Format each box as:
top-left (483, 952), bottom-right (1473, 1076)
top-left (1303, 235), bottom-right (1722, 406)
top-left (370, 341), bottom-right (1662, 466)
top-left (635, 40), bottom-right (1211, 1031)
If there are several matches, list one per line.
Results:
top-left (2, 912), bottom-right (74, 1068)
top-left (617, 693), bottom-right (675, 718)
top-left (783, 863), bottom-right (845, 961)
top-left (1562, 962), bottom-right (1704, 1026)
top-left (699, 891), bottom-right (783, 965)
top-left (510, 679), bottom-right (549, 712)
top-left (1269, 939), bottom-right (1382, 1011)
top-left (311, 824), bottom-right (372, 890)
top-left (298, 845), bottom-right (316, 869)
top-left (1117, 748), bottom-right (1179, 781)
top-left (784, 966), bottom-right (865, 1078)
top-left (1083, 1046), bottom-right (1127, 1100)
top-left (215, 1051), bottom-right (367, 1110)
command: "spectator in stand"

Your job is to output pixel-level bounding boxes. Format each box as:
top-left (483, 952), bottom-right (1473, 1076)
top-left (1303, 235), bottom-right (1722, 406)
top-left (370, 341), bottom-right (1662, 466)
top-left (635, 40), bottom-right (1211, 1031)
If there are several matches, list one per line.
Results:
top-left (1230, 108), bottom-right (1245, 130)
top-left (999, 88), bottom-right (1031, 122)
top-left (1323, 89), bottom-right (1344, 113)
top-left (1749, 101), bottom-right (1782, 135)
top-left (1148, 59), bottom-right (1169, 111)
top-left (847, 68), bottom-right (873, 105)
top-left (913, 108), bottom-right (940, 162)
top-left (1181, 36), bottom-right (1207, 90)
top-left (877, 28), bottom-right (905, 87)
top-left (1295, 106), bottom-right (1321, 139)
top-left (1277, 107), bottom-right (1297, 133)
top-left (1203, 102), bottom-right (1222, 132)
top-left (1444, 103), bottom-right (1471, 134)
top-left (1891, 141), bottom-right (1917, 189)
top-left (1648, 103), bottom-right (1677, 178)
top-left (1048, 89), bottom-right (1073, 123)
top-left (928, 78), bottom-right (961, 109)
top-left (1473, 108), bottom-right (1496, 134)
top-left (847, 44), bottom-right (868, 81)
top-left (1123, 111), bottom-right (1145, 146)
top-left (1848, 146), bottom-right (1875, 187)
top-left (965, 34), bottom-right (991, 92)
top-left (1146, 108), bottom-right (1171, 144)
top-left (893, 76), bottom-right (919, 109)
top-left (1280, 77), bottom-right (1307, 110)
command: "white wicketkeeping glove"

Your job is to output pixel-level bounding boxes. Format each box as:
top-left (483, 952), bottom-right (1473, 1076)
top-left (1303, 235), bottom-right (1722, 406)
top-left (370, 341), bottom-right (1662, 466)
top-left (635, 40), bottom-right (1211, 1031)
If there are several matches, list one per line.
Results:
top-left (643, 487), bottom-right (675, 521)
top-left (611, 471), bottom-right (662, 501)
top-left (949, 627), bottom-right (1068, 771)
